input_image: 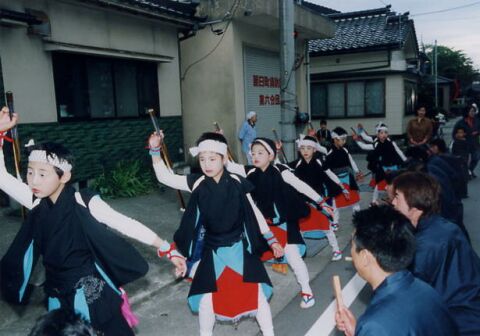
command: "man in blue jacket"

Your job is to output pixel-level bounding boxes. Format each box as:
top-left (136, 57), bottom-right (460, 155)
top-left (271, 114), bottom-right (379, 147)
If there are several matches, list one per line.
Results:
top-left (392, 172), bottom-right (480, 335)
top-left (336, 205), bottom-right (457, 336)
top-left (238, 111), bottom-right (257, 164)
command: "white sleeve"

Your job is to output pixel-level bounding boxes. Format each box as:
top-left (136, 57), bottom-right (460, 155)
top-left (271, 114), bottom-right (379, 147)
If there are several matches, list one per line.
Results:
top-left (318, 145), bottom-right (328, 155)
top-left (348, 153), bottom-right (360, 173)
top-left (246, 193), bottom-right (270, 234)
top-left (355, 141), bottom-right (374, 151)
top-left (0, 149), bottom-right (34, 209)
top-left (153, 159), bottom-right (191, 192)
top-left (392, 141), bottom-right (407, 162)
top-left (87, 195), bottom-right (160, 246)
top-left (225, 161), bottom-right (247, 177)
top-left (280, 169), bottom-right (322, 202)
top-left (360, 131), bottom-right (374, 143)
top-left (325, 168), bottom-right (343, 187)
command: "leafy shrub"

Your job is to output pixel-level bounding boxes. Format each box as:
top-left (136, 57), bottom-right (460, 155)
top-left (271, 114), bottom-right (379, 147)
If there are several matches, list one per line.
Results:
top-left (92, 160), bottom-right (156, 199)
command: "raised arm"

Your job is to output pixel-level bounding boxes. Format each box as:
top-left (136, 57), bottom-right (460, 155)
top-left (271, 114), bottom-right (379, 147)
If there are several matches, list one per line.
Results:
top-left (392, 141), bottom-right (407, 162)
top-left (355, 141), bottom-right (374, 151)
top-left (0, 109), bottom-right (34, 209)
top-left (280, 168), bottom-right (323, 202)
top-left (226, 160), bottom-right (247, 177)
top-left (78, 193), bottom-right (187, 276)
top-left (359, 130), bottom-right (374, 143)
top-left (85, 195), bottom-right (165, 247)
top-left (246, 193), bottom-right (284, 258)
top-left (347, 152), bottom-right (360, 173)
top-left (149, 132), bottom-right (190, 192)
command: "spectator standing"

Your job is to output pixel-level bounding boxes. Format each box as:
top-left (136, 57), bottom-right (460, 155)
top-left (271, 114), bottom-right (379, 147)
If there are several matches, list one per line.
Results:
top-left (238, 111), bottom-right (257, 164)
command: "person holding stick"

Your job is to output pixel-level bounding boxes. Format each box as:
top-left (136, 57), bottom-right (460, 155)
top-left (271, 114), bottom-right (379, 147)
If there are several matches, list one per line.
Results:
top-left (287, 135), bottom-right (345, 261)
top-left (324, 127), bottom-right (362, 230)
top-left (352, 122), bottom-right (406, 203)
top-left (0, 107), bottom-right (186, 336)
top-left (149, 131), bottom-right (282, 336)
top-left (335, 205), bottom-right (457, 336)
top-left (225, 137), bottom-right (334, 308)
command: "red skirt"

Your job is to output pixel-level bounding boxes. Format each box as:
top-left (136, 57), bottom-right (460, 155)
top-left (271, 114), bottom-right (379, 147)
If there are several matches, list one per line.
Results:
top-left (212, 267), bottom-right (258, 320)
top-left (299, 205), bottom-right (330, 233)
top-left (334, 184), bottom-right (360, 208)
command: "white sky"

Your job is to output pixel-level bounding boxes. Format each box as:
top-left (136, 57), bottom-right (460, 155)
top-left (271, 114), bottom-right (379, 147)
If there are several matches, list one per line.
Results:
top-left (310, 0), bottom-right (480, 68)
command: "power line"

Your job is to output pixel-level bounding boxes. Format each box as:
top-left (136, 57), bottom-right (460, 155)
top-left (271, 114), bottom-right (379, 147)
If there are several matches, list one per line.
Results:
top-left (181, 0), bottom-right (241, 81)
top-left (411, 1), bottom-right (480, 17)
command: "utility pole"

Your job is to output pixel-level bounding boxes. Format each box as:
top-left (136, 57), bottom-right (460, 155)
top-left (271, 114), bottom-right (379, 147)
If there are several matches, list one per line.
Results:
top-left (434, 39), bottom-right (438, 108)
top-left (279, 0), bottom-right (296, 160)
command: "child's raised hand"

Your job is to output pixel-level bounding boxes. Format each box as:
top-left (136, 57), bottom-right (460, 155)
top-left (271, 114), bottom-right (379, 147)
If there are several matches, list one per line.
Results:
top-left (148, 130), bottom-right (164, 149)
top-left (271, 242), bottom-right (284, 258)
top-left (0, 107), bottom-right (18, 132)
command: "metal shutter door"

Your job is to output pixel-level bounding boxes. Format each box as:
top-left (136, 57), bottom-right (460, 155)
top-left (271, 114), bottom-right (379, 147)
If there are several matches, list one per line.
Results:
top-left (243, 46), bottom-right (281, 139)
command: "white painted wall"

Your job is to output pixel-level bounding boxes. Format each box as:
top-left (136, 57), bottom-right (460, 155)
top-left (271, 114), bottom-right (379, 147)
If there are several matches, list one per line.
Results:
top-left (0, 0), bottom-right (182, 122)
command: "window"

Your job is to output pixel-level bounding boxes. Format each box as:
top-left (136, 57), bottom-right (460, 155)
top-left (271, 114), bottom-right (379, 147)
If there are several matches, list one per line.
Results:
top-left (310, 84), bottom-right (327, 118)
top-left (404, 81), bottom-right (417, 116)
top-left (311, 79), bottom-right (385, 118)
top-left (52, 53), bottom-right (159, 120)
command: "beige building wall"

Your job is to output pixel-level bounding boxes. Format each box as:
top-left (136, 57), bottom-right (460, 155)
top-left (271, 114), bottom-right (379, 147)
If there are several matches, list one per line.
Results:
top-left (309, 48), bottom-right (415, 136)
top-left (181, 20), bottom-right (311, 161)
top-left (0, 0), bottom-right (182, 123)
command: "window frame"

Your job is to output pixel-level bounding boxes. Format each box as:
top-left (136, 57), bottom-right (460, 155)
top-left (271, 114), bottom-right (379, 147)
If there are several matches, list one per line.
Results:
top-left (311, 78), bottom-right (386, 119)
top-left (52, 52), bottom-right (160, 122)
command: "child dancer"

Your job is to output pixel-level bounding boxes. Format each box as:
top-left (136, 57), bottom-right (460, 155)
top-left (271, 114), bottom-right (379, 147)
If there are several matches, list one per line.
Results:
top-left (149, 131), bottom-right (282, 336)
top-left (288, 135), bottom-right (345, 261)
top-left (0, 108), bottom-right (185, 336)
top-left (226, 137), bottom-right (333, 309)
top-left (353, 122), bottom-right (406, 202)
top-left (325, 127), bottom-right (362, 229)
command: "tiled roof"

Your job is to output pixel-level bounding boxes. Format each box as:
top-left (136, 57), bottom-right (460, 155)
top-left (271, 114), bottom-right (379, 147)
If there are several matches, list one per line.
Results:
top-left (80, 0), bottom-right (203, 22)
top-left (309, 6), bottom-right (416, 55)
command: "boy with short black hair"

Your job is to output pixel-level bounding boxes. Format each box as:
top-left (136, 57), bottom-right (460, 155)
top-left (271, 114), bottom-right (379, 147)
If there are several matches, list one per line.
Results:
top-left (335, 205), bottom-right (457, 336)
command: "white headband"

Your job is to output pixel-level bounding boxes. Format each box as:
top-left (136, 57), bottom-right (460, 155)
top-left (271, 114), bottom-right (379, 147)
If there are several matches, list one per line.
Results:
top-left (375, 122), bottom-right (388, 133)
top-left (189, 139), bottom-right (228, 157)
top-left (28, 150), bottom-right (73, 172)
top-left (331, 131), bottom-right (347, 139)
top-left (296, 136), bottom-right (321, 152)
top-left (250, 139), bottom-right (275, 156)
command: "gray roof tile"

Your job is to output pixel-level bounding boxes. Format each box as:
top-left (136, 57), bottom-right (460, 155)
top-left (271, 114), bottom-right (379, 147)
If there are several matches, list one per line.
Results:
top-left (309, 6), bottom-right (415, 55)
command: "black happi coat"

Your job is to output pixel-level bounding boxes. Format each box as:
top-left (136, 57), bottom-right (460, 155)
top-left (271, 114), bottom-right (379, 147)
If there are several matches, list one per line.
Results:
top-left (366, 138), bottom-right (404, 182)
top-left (288, 157), bottom-right (343, 198)
top-left (324, 146), bottom-right (359, 191)
top-left (174, 173), bottom-right (271, 298)
top-left (246, 164), bottom-right (309, 245)
top-left (1, 187), bottom-right (148, 324)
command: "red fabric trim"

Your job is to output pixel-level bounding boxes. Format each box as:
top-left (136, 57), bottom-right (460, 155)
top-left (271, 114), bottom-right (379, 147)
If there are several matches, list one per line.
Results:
top-left (212, 267), bottom-right (258, 319)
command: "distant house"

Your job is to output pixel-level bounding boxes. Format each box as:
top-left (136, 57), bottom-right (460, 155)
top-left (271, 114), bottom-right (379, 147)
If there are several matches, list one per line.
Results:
top-left (307, 5), bottom-right (420, 136)
top-left (0, 0), bottom-right (202, 182)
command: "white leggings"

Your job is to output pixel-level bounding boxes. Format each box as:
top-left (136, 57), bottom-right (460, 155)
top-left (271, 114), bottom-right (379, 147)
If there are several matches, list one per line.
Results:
top-left (284, 244), bottom-right (312, 295)
top-left (199, 285), bottom-right (274, 336)
top-left (332, 199), bottom-right (360, 224)
top-left (323, 229), bottom-right (340, 252)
